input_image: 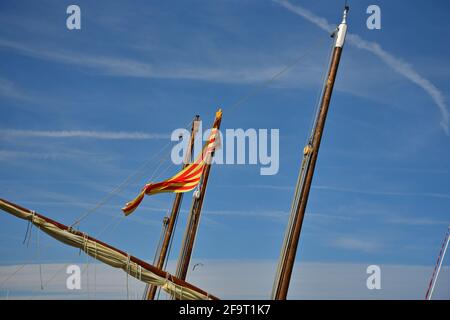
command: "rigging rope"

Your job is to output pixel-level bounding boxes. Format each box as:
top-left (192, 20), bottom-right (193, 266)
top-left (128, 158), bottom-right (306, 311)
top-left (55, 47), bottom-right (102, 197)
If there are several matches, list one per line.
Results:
top-left (308, 34), bottom-right (336, 138)
top-left (0, 213), bottom-right (40, 291)
top-left (2, 66), bottom-right (195, 299)
top-left (148, 38), bottom-right (336, 295)
top-left (69, 120), bottom-right (192, 228)
top-left (0, 264), bottom-right (27, 290)
top-left (69, 32), bottom-right (330, 230)
top-left (271, 32), bottom-right (336, 298)
top-left (27, 208), bottom-right (128, 299)
top-left (4, 28), bottom-right (338, 300)
top-left (225, 34), bottom-right (330, 113)
top-left (22, 220), bottom-right (31, 245)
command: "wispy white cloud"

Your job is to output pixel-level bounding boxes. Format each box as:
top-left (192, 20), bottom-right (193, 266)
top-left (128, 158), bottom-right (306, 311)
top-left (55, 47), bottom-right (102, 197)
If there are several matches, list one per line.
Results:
top-left (0, 147), bottom-right (119, 165)
top-left (227, 183), bottom-right (450, 200)
top-left (0, 38), bottom-right (154, 78)
top-left (274, 0), bottom-right (335, 31)
top-left (0, 38), bottom-right (285, 84)
top-left (0, 150), bottom-right (83, 161)
top-left (244, 184), bottom-right (292, 191)
top-left (0, 130), bottom-right (168, 140)
top-left (202, 207), bottom-right (358, 223)
top-left (2, 3), bottom-right (448, 133)
top-left (346, 34), bottom-right (450, 135)
top-left (204, 208), bottom-right (288, 219)
top-left (273, 0), bottom-right (450, 134)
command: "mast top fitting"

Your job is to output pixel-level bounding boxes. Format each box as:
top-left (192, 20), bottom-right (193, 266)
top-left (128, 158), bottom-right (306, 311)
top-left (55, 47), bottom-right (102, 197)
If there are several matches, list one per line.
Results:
top-left (341, 6), bottom-right (349, 24)
top-left (341, 6), bottom-right (350, 24)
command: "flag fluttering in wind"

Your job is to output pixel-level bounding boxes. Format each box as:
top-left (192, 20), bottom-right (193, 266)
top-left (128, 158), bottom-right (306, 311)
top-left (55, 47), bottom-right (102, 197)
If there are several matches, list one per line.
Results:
top-left (122, 126), bottom-right (220, 216)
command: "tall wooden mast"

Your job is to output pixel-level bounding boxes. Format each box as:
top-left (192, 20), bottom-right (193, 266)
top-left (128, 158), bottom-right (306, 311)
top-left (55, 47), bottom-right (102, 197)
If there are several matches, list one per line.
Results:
top-left (145, 115), bottom-right (200, 300)
top-left (175, 109), bottom-right (222, 282)
top-left (272, 7), bottom-right (349, 300)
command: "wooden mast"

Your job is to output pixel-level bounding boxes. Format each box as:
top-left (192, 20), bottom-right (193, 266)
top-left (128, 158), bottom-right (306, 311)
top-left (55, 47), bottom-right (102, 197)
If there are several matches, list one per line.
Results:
top-left (272, 7), bottom-right (349, 300)
top-left (145, 115), bottom-right (200, 300)
top-left (175, 109), bottom-right (222, 282)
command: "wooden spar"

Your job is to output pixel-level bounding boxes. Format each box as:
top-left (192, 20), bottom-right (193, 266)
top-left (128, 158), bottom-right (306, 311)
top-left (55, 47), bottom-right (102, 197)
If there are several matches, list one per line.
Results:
top-left (0, 198), bottom-right (219, 300)
top-left (145, 115), bottom-right (200, 300)
top-left (272, 7), bottom-right (349, 300)
top-left (175, 109), bottom-right (222, 282)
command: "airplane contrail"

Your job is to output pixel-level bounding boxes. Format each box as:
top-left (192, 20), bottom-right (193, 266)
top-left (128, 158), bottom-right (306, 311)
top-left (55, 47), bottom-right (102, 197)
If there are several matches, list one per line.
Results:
top-left (0, 130), bottom-right (168, 140)
top-left (274, 0), bottom-right (449, 134)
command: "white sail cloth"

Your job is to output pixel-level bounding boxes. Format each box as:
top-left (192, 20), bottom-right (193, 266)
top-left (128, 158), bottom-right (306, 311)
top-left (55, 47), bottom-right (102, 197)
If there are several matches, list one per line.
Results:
top-left (0, 199), bottom-right (217, 300)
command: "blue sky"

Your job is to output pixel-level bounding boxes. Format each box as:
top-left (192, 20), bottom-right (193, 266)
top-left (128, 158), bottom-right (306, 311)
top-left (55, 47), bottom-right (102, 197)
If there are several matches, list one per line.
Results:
top-left (0, 0), bottom-right (449, 299)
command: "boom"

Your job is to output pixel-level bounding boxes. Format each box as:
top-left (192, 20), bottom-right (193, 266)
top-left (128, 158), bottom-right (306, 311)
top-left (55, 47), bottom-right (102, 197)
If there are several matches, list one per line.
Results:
top-left (0, 198), bottom-right (219, 300)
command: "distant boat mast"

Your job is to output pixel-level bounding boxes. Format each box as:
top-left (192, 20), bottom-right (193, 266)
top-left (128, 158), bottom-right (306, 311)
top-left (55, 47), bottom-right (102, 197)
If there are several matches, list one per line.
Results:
top-left (271, 6), bottom-right (349, 300)
top-left (425, 225), bottom-right (450, 300)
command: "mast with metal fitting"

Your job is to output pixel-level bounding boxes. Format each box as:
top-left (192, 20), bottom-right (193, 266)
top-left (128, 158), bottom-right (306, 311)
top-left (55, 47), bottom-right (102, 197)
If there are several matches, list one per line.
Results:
top-left (271, 6), bottom-right (349, 300)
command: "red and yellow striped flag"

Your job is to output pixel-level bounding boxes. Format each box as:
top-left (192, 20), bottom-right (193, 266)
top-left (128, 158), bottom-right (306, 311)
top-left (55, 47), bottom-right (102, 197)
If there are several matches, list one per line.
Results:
top-left (122, 127), bottom-right (220, 216)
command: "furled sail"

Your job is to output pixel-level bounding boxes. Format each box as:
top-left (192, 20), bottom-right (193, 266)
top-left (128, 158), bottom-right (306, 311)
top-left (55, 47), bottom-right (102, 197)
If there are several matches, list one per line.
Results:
top-left (122, 109), bottom-right (222, 216)
top-left (0, 198), bottom-right (219, 300)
